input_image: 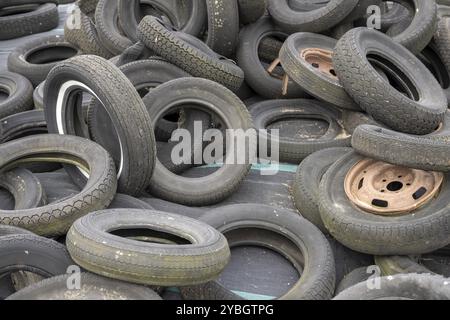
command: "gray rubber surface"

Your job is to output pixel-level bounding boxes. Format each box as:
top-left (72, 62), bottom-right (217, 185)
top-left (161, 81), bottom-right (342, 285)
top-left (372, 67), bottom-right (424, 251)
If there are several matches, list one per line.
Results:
top-left (0, 4), bottom-right (74, 71)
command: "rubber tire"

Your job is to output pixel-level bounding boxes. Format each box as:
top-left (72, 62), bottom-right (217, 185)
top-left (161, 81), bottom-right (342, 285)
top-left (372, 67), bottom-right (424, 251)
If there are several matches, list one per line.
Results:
top-left (375, 256), bottom-right (433, 276)
top-left (87, 59), bottom-right (191, 146)
top-left (236, 17), bottom-right (307, 99)
top-left (335, 267), bottom-right (372, 295)
top-left (238, 0), bottom-right (267, 25)
top-left (95, 0), bottom-right (133, 55)
top-left (0, 0), bottom-right (59, 7)
top-left (280, 32), bottom-right (359, 110)
top-left (108, 193), bottom-right (154, 209)
top-left (352, 124), bottom-right (450, 172)
top-left (387, 0), bottom-right (438, 54)
top-left (7, 35), bottom-right (81, 87)
top-left (137, 15), bottom-right (244, 91)
top-left (333, 28), bottom-right (447, 135)
top-left (118, 0), bottom-right (207, 42)
top-left (251, 99), bottom-right (351, 163)
top-left (0, 225), bottom-right (34, 237)
top-left (342, 109), bottom-right (388, 134)
top-left (0, 234), bottom-right (74, 297)
top-left (334, 274), bottom-right (450, 300)
top-left (0, 134), bottom-right (117, 237)
top-left (33, 81), bottom-right (45, 110)
top-left (292, 147), bottom-right (352, 232)
top-left (7, 272), bottom-right (162, 300)
top-left (77, 0), bottom-right (98, 15)
top-left (319, 151), bottom-right (450, 255)
top-left (0, 110), bottom-right (46, 143)
top-left (0, 3), bottom-right (59, 40)
top-left (267, 0), bottom-right (359, 34)
top-left (44, 55), bottom-right (156, 196)
top-left (0, 71), bottom-right (33, 120)
top-left (64, 7), bottom-right (113, 58)
top-left (66, 209), bottom-right (230, 286)
top-left (182, 204), bottom-right (336, 300)
top-left (0, 168), bottom-right (46, 210)
top-left (181, 214), bottom-right (306, 300)
top-left (143, 78), bottom-right (254, 206)
top-left (205, 0), bottom-right (239, 57)
top-left (434, 17), bottom-right (450, 106)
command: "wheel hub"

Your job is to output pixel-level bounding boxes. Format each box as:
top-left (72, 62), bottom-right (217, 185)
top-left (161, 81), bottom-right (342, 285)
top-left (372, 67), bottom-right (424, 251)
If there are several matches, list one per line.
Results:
top-left (344, 159), bottom-right (444, 216)
top-left (300, 48), bottom-right (337, 80)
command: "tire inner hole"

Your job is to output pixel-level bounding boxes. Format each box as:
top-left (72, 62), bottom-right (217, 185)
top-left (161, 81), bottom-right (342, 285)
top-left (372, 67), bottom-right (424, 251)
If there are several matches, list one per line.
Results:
top-left (26, 46), bottom-right (78, 65)
top-left (368, 53), bottom-right (420, 101)
top-left (266, 115), bottom-right (329, 139)
top-left (0, 4), bottom-right (39, 17)
top-left (218, 228), bottom-right (302, 299)
top-left (109, 228), bottom-right (191, 245)
top-left (0, 88), bottom-right (10, 103)
top-left (418, 46), bottom-right (450, 90)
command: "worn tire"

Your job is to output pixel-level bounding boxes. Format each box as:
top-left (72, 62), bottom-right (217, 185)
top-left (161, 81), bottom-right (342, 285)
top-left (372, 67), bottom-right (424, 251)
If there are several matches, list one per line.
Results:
top-left (279, 32), bottom-right (359, 110)
top-left (238, 0), bottom-right (266, 25)
top-left (387, 0), bottom-right (438, 54)
top-left (8, 272), bottom-right (162, 300)
top-left (87, 59), bottom-right (191, 147)
top-left (333, 28), bottom-right (447, 135)
top-left (0, 71), bottom-right (33, 120)
top-left (64, 7), bottom-right (113, 59)
top-left (205, 0), bottom-right (239, 57)
top-left (143, 78), bottom-right (254, 206)
top-left (108, 193), bottom-right (154, 209)
top-left (0, 3), bottom-right (59, 40)
top-left (335, 267), bottom-right (372, 295)
top-left (0, 225), bottom-right (34, 237)
top-left (118, 0), bottom-right (206, 42)
top-left (66, 209), bottom-right (230, 286)
top-left (0, 110), bottom-right (46, 143)
top-left (434, 16), bottom-right (450, 106)
top-left (181, 204), bottom-right (336, 300)
top-left (0, 168), bottom-right (46, 210)
top-left (251, 99), bottom-right (351, 163)
top-left (267, 0), bottom-right (358, 33)
top-left (0, 134), bottom-right (117, 237)
top-left (95, 0), bottom-right (133, 55)
top-left (334, 274), bottom-right (450, 300)
top-left (7, 35), bottom-right (81, 87)
top-left (0, 234), bottom-right (74, 299)
top-left (375, 256), bottom-right (433, 276)
top-left (319, 151), bottom-right (450, 255)
top-left (292, 147), bottom-right (352, 232)
top-left (44, 55), bottom-right (156, 196)
top-left (352, 125), bottom-right (450, 172)
top-left (137, 15), bottom-right (244, 91)
top-left (237, 17), bottom-right (306, 99)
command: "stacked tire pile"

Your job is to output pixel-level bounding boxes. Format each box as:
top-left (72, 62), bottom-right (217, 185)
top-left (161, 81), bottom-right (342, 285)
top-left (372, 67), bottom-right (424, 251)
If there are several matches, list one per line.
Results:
top-left (1, 0), bottom-right (450, 300)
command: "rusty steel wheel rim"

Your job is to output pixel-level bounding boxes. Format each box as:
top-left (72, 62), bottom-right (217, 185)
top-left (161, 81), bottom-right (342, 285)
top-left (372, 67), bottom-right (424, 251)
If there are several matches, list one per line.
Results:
top-left (300, 48), bottom-right (338, 80)
top-left (344, 159), bottom-right (444, 216)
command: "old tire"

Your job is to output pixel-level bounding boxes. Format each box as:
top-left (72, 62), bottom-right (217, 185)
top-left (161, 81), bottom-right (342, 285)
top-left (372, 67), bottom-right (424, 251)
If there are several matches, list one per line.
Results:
top-left (7, 35), bottom-right (81, 87)
top-left (0, 71), bottom-right (33, 120)
top-left (333, 28), bottom-right (447, 135)
top-left (0, 134), bottom-right (117, 237)
top-left (66, 209), bottom-right (230, 286)
top-left (292, 147), bottom-right (352, 232)
top-left (44, 55), bottom-right (156, 196)
top-left (319, 151), bottom-right (450, 255)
